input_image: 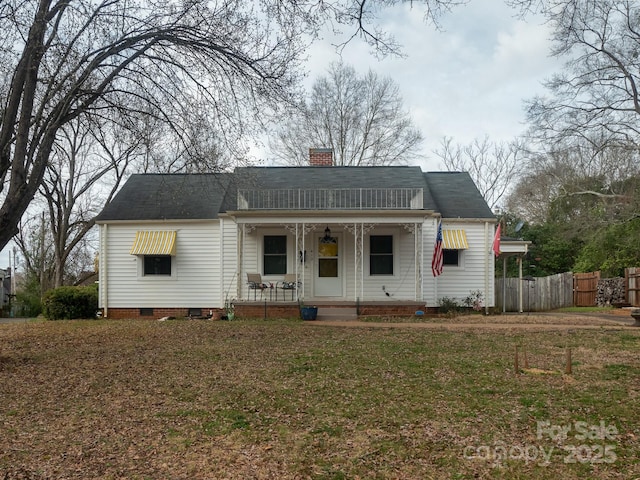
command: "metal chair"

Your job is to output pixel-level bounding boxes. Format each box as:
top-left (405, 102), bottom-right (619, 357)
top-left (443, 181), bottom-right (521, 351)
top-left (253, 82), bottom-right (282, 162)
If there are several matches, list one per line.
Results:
top-left (278, 274), bottom-right (299, 301)
top-left (247, 273), bottom-right (268, 300)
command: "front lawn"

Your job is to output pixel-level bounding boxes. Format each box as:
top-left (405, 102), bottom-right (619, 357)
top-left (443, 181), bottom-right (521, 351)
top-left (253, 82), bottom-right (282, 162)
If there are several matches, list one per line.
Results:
top-left (0, 319), bottom-right (638, 479)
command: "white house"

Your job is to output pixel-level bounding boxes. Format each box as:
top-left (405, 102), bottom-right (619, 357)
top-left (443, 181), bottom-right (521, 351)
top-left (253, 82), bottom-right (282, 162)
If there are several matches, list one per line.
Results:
top-left (96, 149), bottom-right (498, 319)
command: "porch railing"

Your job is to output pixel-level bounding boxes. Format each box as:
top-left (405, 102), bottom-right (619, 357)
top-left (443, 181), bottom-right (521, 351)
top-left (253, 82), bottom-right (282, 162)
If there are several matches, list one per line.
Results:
top-left (237, 188), bottom-right (423, 210)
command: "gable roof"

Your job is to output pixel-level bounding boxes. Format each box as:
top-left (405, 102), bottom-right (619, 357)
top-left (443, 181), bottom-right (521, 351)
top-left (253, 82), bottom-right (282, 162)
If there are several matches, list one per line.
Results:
top-left (96, 167), bottom-right (495, 221)
top-left (424, 171), bottom-right (495, 219)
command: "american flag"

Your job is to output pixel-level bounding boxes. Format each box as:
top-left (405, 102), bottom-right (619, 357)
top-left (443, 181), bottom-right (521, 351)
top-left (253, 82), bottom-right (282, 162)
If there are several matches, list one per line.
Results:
top-left (431, 220), bottom-right (443, 277)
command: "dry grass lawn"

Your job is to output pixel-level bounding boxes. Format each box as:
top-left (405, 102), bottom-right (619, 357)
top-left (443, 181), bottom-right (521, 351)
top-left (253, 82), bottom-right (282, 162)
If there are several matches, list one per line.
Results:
top-left (1, 315), bottom-right (638, 479)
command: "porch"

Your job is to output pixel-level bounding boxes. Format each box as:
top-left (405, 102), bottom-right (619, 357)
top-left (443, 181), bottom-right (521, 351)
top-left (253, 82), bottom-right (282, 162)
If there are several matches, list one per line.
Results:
top-left (227, 184), bottom-right (433, 307)
top-left (232, 219), bottom-right (430, 306)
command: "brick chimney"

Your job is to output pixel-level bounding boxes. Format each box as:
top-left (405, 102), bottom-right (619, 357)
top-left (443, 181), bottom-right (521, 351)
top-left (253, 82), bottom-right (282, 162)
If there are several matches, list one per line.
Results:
top-left (309, 148), bottom-right (333, 166)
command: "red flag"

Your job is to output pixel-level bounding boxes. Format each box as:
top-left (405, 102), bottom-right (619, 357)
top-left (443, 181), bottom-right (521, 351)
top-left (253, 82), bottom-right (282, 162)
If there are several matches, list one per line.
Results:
top-left (431, 221), bottom-right (443, 277)
top-left (492, 223), bottom-right (501, 257)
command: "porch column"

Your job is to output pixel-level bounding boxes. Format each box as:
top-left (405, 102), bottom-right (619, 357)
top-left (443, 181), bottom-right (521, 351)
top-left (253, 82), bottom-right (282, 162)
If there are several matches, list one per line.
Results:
top-left (353, 223), bottom-right (364, 302)
top-left (300, 223), bottom-right (304, 299)
top-left (344, 222), bottom-right (375, 302)
top-left (292, 222), bottom-right (317, 300)
top-left (285, 222), bottom-right (307, 300)
top-left (354, 223), bottom-right (359, 302)
top-left (295, 223), bottom-right (299, 296)
top-left (518, 255), bottom-right (524, 313)
top-left (343, 222), bottom-right (363, 302)
top-left (503, 255), bottom-right (507, 313)
top-left (415, 222), bottom-right (422, 301)
top-left (238, 224), bottom-right (244, 300)
top-left (403, 222), bottom-right (423, 302)
top-left (359, 223), bottom-right (364, 301)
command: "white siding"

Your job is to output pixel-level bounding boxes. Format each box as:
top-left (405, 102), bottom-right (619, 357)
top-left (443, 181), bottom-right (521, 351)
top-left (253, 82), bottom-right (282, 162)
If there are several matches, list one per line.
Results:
top-left (423, 219), bottom-right (495, 308)
top-left (100, 217), bottom-right (495, 308)
top-left (359, 226), bottom-right (418, 301)
top-left (102, 222), bottom-right (220, 308)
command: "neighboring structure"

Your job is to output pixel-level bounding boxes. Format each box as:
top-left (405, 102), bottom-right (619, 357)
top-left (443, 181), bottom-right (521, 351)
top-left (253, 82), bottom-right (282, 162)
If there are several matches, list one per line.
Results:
top-left (496, 237), bottom-right (532, 313)
top-left (0, 267), bottom-right (14, 316)
top-left (96, 149), bottom-right (498, 318)
top-left (0, 268), bottom-right (7, 311)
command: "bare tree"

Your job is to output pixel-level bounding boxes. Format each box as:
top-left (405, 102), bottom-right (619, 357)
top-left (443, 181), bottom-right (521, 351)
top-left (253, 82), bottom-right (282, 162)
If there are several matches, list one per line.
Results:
top-left (0, 0), bottom-right (481, 252)
top-left (0, 0), bottom-right (306, 251)
top-left (14, 211), bottom-right (56, 296)
top-left (17, 98), bottom-right (230, 291)
top-left (521, 1), bottom-right (640, 150)
top-left (506, 139), bottom-right (640, 225)
top-left (269, 62), bottom-right (423, 166)
top-left (41, 113), bottom-right (148, 288)
top-left (137, 108), bottom-right (231, 174)
top-left (434, 136), bottom-right (525, 210)
top-left (506, 0), bottom-right (640, 227)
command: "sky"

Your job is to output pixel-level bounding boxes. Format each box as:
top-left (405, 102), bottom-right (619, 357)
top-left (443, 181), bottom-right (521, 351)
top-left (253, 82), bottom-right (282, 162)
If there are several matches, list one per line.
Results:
top-left (0, 0), bottom-right (563, 271)
top-left (283, 0), bottom-right (563, 170)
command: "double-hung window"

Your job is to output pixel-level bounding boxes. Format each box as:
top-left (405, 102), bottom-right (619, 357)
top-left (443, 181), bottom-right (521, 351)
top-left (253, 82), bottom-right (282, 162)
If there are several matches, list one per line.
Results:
top-left (370, 235), bottom-right (393, 275)
top-left (264, 235), bottom-right (287, 275)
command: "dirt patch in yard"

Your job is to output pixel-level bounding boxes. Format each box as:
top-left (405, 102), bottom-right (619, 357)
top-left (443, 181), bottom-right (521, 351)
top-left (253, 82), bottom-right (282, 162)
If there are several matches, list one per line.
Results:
top-left (317, 310), bottom-right (637, 331)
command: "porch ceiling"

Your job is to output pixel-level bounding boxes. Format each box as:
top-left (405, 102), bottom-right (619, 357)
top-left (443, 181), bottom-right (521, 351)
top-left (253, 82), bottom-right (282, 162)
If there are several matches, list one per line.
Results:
top-left (226, 211), bottom-right (433, 222)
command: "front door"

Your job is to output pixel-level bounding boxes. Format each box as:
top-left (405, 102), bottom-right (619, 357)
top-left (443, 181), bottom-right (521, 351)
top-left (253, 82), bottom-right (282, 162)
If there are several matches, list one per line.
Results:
top-left (314, 232), bottom-right (342, 297)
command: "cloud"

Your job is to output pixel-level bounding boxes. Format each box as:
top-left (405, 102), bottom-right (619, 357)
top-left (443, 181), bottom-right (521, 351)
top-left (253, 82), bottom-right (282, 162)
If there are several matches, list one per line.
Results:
top-left (261, 0), bottom-right (563, 170)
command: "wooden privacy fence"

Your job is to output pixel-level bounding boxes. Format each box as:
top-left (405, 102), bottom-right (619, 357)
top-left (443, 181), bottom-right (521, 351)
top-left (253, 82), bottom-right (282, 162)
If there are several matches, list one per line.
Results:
top-left (627, 267), bottom-right (640, 307)
top-left (496, 268), bottom-right (640, 311)
top-left (573, 269), bottom-right (640, 307)
top-left (495, 272), bottom-right (574, 312)
top-left (574, 271), bottom-right (600, 307)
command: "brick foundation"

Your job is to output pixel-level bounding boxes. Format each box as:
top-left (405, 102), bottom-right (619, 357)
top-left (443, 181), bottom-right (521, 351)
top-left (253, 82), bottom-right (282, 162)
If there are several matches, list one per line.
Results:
top-left (104, 307), bottom-right (222, 320)
top-left (103, 304), bottom-right (438, 320)
top-left (234, 302), bottom-right (436, 319)
top-left (234, 304), bottom-right (300, 319)
top-left (358, 305), bottom-right (432, 316)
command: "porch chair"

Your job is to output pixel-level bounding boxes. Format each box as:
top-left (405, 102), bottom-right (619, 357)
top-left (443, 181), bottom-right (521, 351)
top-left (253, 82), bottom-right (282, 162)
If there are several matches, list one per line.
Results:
top-left (279, 274), bottom-right (299, 301)
top-left (247, 273), bottom-right (268, 300)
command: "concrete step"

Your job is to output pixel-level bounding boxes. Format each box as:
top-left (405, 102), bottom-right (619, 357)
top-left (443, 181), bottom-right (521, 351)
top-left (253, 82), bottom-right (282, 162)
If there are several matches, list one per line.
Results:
top-left (315, 307), bottom-right (358, 321)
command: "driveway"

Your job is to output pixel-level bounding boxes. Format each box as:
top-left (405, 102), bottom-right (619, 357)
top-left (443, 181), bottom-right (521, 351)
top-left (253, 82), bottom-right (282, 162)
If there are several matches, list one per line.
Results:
top-left (0, 317), bottom-right (32, 324)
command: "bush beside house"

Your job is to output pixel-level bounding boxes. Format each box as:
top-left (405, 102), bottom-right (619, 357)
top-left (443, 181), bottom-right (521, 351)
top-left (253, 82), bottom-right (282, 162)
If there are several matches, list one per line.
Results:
top-left (43, 285), bottom-right (98, 320)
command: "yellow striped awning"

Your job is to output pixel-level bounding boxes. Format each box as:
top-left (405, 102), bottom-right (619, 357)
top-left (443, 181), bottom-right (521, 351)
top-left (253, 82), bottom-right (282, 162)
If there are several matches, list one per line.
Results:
top-left (129, 231), bottom-right (177, 256)
top-left (442, 229), bottom-right (468, 249)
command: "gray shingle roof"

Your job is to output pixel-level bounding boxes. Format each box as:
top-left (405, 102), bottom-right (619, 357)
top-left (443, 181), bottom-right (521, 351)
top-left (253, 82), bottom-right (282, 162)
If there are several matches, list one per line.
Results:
top-left (96, 167), bottom-right (495, 221)
top-left (96, 173), bottom-right (231, 221)
top-left (424, 171), bottom-right (495, 218)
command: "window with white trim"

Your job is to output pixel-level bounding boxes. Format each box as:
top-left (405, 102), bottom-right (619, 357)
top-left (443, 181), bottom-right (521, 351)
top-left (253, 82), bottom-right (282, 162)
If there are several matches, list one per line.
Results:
top-left (143, 255), bottom-right (172, 275)
top-left (443, 249), bottom-right (460, 267)
top-left (370, 235), bottom-right (393, 275)
top-left (264, 235), bottom-right (287, 275)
